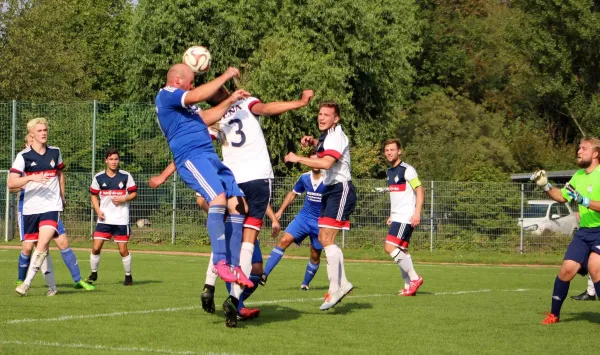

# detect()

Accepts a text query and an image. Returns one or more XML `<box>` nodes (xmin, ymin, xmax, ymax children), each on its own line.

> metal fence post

<box><xmin>90</xmin><ymin>101</ymin><xmax>97</xmax><ymax>237</ymax></box>
<box><xmin>430</xmin><ymin>180</ymin><xmax>434</xmax><ymax>252</ymax></box>
<box><xmin>171</xmin><ymin>171</ymin><xmax>177</xmax><ymax>244</ymax></box>
<box><xmin>4</xmin><ymin>100</ymin><xmax>17</xmax><ymax>242</ymax></box>
<box><xmin>520</xmin><ymin>183</ymin><xmax>524</xmax><ymax>254</ymax></box>
<box><xmin>342</xmin><ymin>229</ymin><xmax>346</xmax><ymax>249</ymax></box>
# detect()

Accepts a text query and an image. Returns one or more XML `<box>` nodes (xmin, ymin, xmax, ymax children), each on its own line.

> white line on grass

<box><xmin>0</xmin><ymin>340</ymin><xmax>239</xmax><ymax>355</ymax></box>
<box><xmin>5</xmin><ymin>288</ymin><xmax>530</xmax><ymax>325</ymax></box>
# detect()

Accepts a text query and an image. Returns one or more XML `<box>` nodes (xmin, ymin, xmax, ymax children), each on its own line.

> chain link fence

<box><xmin>1</xmin><ymin>101</ymin><xmax>577</xmax><ymax>252</ymax></box>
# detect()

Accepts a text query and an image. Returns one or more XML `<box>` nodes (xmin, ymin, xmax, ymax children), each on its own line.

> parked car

<box><xmin>519</xmin><ymin>200</ymin><xmax>578</xmax><ymax>235</ymax></box>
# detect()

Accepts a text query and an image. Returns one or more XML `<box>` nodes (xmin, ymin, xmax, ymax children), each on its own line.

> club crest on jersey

<box><xmin>394</xmin><ymin>175</ymin><xmax>399</xmax><ymax>183</ymax></box>
<box><xmin>49</xmin><ymin>159</ymin><xmax>55</xmax><ymax>168</ymax></box>
<box><xmin>588</xmin><ymin>185</ymin><xmax>593</xmax><ymax>193</ymax></box>
<box><xmin>118</xmin><ymin>181</ymin><xmax>124</xmax><ymax>189</ymax></box>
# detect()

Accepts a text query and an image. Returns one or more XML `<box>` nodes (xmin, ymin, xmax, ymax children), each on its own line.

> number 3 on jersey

<box><xmin>229</xmin><ymin>118</ymin><xmax>246</xmax><ymax>147</ymax></box>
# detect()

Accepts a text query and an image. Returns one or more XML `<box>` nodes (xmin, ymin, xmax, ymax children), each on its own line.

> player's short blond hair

<box><xmin>581</xmin><ymin>137</ymin><xmax>600</xmax><ymax>161</ymax></box>
<box><xmin>26</xmin><ymin>117</ymin><xmax>48</xmax><ymax>133</ymax></box>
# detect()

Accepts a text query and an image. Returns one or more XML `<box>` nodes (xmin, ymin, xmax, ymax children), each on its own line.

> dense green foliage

<box><xmin>2</xmin><ymin>0</ymin><xmax>599</xmax><ymax>179</ymax></box>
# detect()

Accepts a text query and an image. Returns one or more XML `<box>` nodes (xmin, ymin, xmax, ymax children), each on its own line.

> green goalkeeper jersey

<box><xmin>561</xmin><ymin>165</ymin><xmax>600</xmax><ymax>228</ymax></box>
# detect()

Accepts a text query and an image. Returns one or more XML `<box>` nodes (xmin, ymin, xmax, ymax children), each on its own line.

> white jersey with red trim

<box><xmin>10</xmin><ymin>146</ymin><xmax>64</xmax><ymax>215</ymax></box>
<box><xmin>387</xmin><ymin>161</ymin><xmax>418</xmax><ymax>224</ymax></box>
<box><xmin>316</xmin><ymin>125</ymin><xmax>352</xmax><ymax>185</ymax></box>
<box><xmin>218</xmin><ymin>97</ymin><xmax>274</xmax><ymax>184</ymax></box>
<box><xmin>90</xmin><ymin>170</ymin><xmax>137</xmax><ymax>225</ymax></box>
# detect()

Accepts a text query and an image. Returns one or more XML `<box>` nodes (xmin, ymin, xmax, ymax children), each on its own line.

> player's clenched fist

<box><xmin>224</xmin><ymin>67</ymin><xmax>240</xmax><ymax>79</ymax></box>
<box><xmin>300</xmin><ymin>136</ymin><xmax>316</xmax><ymax>147</ymax></box>
<box><xmin>301</xmin><ymin>90</ymin><xmax>314</xmax><ymax>105</ymax></box>
<box><xmin>284</xmin><ymin>152</ymin><xmax>300</xmax><ymax>163</ymax></box>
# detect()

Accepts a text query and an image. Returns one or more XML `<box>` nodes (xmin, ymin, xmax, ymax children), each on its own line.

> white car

<box><xmin>519</xmin><ymin>200</ymin><xmax>578</xmax><ymax>235</ymax></box>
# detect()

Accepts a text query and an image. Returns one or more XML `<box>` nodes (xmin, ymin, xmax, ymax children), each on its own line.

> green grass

<box><xmin>0</xmin><ymin>248</ymin><xmax>598</xmax><ymax>355</ymax></box>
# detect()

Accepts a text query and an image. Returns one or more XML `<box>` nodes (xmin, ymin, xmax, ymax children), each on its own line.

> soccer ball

<box><xmin>182</xmin><ymin>46</ymin><xmax>211</xmax><ymax>74</ymax></box>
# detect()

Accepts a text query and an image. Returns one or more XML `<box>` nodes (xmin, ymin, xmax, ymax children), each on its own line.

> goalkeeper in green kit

<box><xmin>532</xmin><ymin>137</ymin><xmax>600</xmax><ymax>324</ymax></box>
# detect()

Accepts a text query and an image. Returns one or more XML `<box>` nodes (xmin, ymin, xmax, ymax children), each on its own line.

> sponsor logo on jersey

<box><xmin>25</xmin><ymin>170</ymin><xmax>57</xmax><ymax>178</ymax></box>
<box><xmin>99</xmin><ymin>190</ymin><xmax>127</xmax><ymax>197</ymax></box>
<box><xmin>102</xmin><ymin>183</ymin><xmax>107</xmax><ymax>187</ymax></box>
<box><xmin>30</xmin><ymin>161</ymin><xmax>37</xmax><ymax>167</ymax></box>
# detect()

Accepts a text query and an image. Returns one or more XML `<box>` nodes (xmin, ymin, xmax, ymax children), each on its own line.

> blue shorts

<box><xmin>177</xmin><ymin>154</ymin><xmax>244</xmax><ymax>204</ymax></box>
<box><xmin>285</xmin><ymin>214</ymin><xmax>322</xmax><ymax>250</ymax></box>
<box><xmin>94</xmin><ymin>223</ymin><xmax>130</xmax><ymax>243</ymax></box>
<box><xmin>252</xmin><ymin>238</ymin><xmax>263</xmax><ymax>264</ymax></box>
<box><xmin>564</xmin><ymin>227</ymin><xmax>600</xmax><ymax>274</ymax></box>
<box><xmin>238</xmin><ymin>179</ymin><xmax>271</xmax><ymax>231</ymax></box>
<box><xmin>386</xmin><ymin>222</ymin><xmax>414</xmax><ymax>249</ymax></box>
<box><xmin>318</xmin><ymin>181</ymin><xmax>356</xmax><ymax>230</ymax></box>
<box><xmin>19</xmin><ymin>211</ymin><xmax>60</xmax><ymax>242</ymax></box>
<box><xmin>19</xmin><ymin>214</ymin><xmax>66</xmax><ymax>242</ymax></box>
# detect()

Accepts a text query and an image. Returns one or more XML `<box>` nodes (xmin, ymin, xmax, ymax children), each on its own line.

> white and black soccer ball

<box><xmin>182</xmin><ymin>46</ymin><xmax>211</xmax><ymax>74</ymax></box>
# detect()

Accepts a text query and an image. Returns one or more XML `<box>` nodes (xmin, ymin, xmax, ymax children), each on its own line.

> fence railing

<box><xmin>1</xmin><ymin>101</ymin><xmax>576</xmax><ymax>252</ymax></box>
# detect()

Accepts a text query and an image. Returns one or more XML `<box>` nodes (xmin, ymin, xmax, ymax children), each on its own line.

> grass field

<box><xmin>1</xmin><ymin>248</ymin><xmax>599</xmax><ymax>355</ymax></box>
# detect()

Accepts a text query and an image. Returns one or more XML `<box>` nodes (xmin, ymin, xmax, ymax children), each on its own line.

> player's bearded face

<box><xmin>106</xmin><ymin>154</ymin><xmax>120</xmax><ymax>171</ymax></box>
<box><xmin>576</xmin><ymin>142</ymin><xmax>594</xmax><ymax>168</ymax></box>
<box><xmin>318</xmin><ymin>107</ymin><xmax>338</xmax><ymax>131</ymax></box>
<box><xmin>384</xmin><ymin>144</ymin><xmax>400</xmax><ymax>163</ymax></box>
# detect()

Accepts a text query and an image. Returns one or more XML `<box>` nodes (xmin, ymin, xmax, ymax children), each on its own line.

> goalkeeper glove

<box><xmin>565</xmin><ymin>184</ymin><xmax>590</xmax><ymax>207</ymax></box>
<box><xmin>531</xmin><ymin>170</ymin><xmax>552</xmax><ymax>191</ymax></box>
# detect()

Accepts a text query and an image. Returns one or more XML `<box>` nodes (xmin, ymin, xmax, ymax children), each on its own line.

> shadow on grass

<box><xmin>205</xmin><ymin>305</ymin><xmax>302</xmax><ymax>327</ymax></box>
<box><xmin>327</xmin><ymin>301</ymin><xmax>373</xmax><ymax>315</ymax></box>
<box><xmin>564</xmin><ymin>312</ymin><xmax>600</xmax><ymax>325</ymax></box>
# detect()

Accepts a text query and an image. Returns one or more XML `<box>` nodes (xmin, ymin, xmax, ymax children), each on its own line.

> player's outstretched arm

<box><xmin>531</xmin><ymin>170</ymin><xmax>567</xmax><ymax>203</ymax></box>
<box><xmin>285</xmin><ymin>152</ymin><xmax>335</xmax><ymax>170</ymax></box>
<box><xmin>275</xmin><ymin>191</ymin><xmax>298</xmax><ymax>220</ymax></box>
<box><xmin>250</xmin><ymin>90</ymin><xmax>314</xmax><ymax>117</ymax></box>
<box><xmin>200</xmin><ymin>89</ymin><xmax>251</xmax><ymax>127</ymax></box>
<box><xmin>149</xmin><ymin>162</ymin><xmax>177</xmax><ymax>188</ymax></box>
<box><xmin>184</xmin><ymin>67</ymin><xmax>240</xmax><ymax>106</ymax></box>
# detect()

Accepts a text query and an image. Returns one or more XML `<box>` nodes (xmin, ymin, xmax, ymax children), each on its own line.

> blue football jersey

<box><xmin>293</xmin><ymin>172</ymin><xmax>325</xmax><ymax>218</ymax></box>
<box><xmin>155</xmin><ymin>86</ymin><xmax>215</xmax><ymax>163</ymax></box>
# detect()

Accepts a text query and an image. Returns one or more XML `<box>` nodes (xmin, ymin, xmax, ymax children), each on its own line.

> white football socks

<box><xmin>324</xmin><ymin>245</ymin><xmax>341</xmax><ymax>294</ymax></box>
<box><xmin>204</xmin><ymin>253</ymin><xmax>218</xmax><ymax>286</ymax></box>
<box><xmin>90</xmin><ymin>253</ymin><xmax>101</xmax><ymax>272</ymax></box>
<box><xmin>121</xmin><ymin>253</ymin><xmax>132</xmax><ymax>276</ymax></box>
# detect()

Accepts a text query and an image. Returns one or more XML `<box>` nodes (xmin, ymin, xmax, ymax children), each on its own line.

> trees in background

<box><xmin>1</xmin><ymin>0</ymin><xmax>599</xmax><ymax>180</ymax></box>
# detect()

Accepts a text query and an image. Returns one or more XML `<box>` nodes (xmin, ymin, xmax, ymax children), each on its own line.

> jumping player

<box><xmin>155</xmin><ymin>64</ymin><xmax>253</xmax><ymax>326</ymax></box>
<box><xmin>284</xmin><ymin>101</ymin><xmax>356</xmax><ymax>310</ymax></box>
<box><xmin>87</xmin><ymin>148</ymin><xmax>137</xmax><ymax>285</ymax></box>
<box><xmin>264</xmin><ymin>151</ymin><xmax>325</xmax><ymax>290</ymax></box>
<box><xmin>383</xmin><ymin>139</ymin><xmax>424</xmax><ymax>296</ymax></box>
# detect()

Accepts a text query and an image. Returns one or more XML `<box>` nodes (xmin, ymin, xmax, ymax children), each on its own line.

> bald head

<box><xmin>167</xmin><ymin>64</ymin><xmax>194</xmax><ymax>89</ymax></box>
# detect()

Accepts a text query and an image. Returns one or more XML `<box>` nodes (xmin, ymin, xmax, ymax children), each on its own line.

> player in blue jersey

<box><xmin>264</xmin><ymin>151</ymin><xmax>325</xmax><ymax>290</ymax></box>
<box><xmin>155</xmin><ymin>64</ymin><xmax>253</xmax><ymax>326</ymax></box>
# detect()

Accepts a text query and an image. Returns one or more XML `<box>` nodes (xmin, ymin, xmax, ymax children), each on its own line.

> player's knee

<box><xmin>21</xmin><ymin>242</ymin><xmax>34</xmax><ymax>255</ymax></box>
<box><xmin>383</xmin><ymin>243</ymin><xmax>396</xmax><ymax>254</ymax></box>
<box><xmin>278</xmin><ymin>234</ymin><xmax>294</xmax><ymax>249</ymax></box>
<box><xmin>251</xmin><ymin>262</ymin><xmax>263</xmax><ymax>274</ymax></box>
<box><xmin>229</xmin><ymin>196</ymin><xmax>247</xmax><ymax>215</ymax></box>
<box><xmin>54</xmin><ymin>235</ymin><xmax>69</xmax><ymax>249</ymax></box>
<box><xmin>558</xmin><ymin>261</ymin><xmax>579</xmax><ymax>281</ymax></box>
